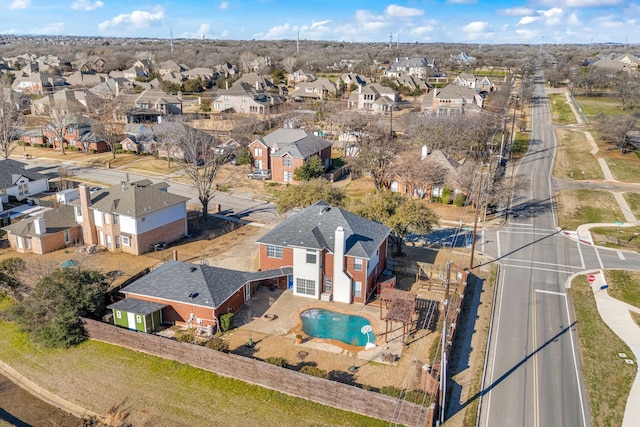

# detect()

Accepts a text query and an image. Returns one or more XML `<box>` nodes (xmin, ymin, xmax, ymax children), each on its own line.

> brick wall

<box><xmin>258</xmin><ymin>244</ymin><xmax>293</xmax><ymax>271</ymax></box>
<box><xmin>83</xmin><ymin>318</ymin><xmax>433</xmax><ymax>426</ymax></box>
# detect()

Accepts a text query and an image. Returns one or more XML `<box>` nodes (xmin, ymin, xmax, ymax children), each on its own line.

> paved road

<box><xmin>24</xmin><ymin>161</ymin><xmax>280</xmax><ymax>224</ymax></box>
<box><xmin>476</xmin><ymin>74</ymin><xmax>640</xmax><ymax>427</ymax></box>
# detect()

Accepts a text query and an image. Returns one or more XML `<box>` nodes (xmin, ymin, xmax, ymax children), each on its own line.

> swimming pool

<box><xmin>300</xmin><ymin>308</ymin><xmax>376</xmax><ymax>347</ymax></box>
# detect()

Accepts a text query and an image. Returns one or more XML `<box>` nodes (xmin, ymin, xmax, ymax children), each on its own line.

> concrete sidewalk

<box><xmin>585</xmin><ymin>271</ymin><xmax>640</xmax><ymax>427</ymax></box>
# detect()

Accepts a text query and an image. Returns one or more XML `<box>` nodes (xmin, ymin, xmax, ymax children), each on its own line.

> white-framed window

<box><xmin>283</xmin><ymin>171</ymin><xmax>293</xmax><ymax>182</ymax></box>
<box><xmin>306</xmin><ymin>250</ymin><xmax>316</xmax><ymax>264</ymax></box>
<box><xmin>354</xmin><ymin>281</ymin><xmax>362</xmax><ymax>298</ymax></box>
<box><xmin>75</xmin><ymin>205</ymin><xmax>82</xmax><ymax>218</ymax></box>
<box><xmin>24</xmin><ymin>237</ymin><xmax>31</xmax><ymax>249</ymax></box>
<box><xmin>116</xmin><ymin>311</ymin><xmax>121</xmax><ymax>319</ymax></box>
<box><xmin>115</xmin><ymin>236</ymin><xmax>121</xmax><ymax>249</ymax></box>
<box><xmin>225</xmin><ymin>103</ymin><xmax>230</xmax><ymax>109</ymax></box>
<box><xmin>283</xmin><ymin>157</ymin><xmax>292</xmax><ymax>167</ymax></box>
<box><xmin>122</xmin><ymin>235</ymin><xmax>130</xmax><ymax>246</ymax></box>
<box><xmin>64</xmin><ymin>229</ymin><xmax>70</xmax><ymax>243</ymax></box>
<box><xmin>106</xmin><ymin>235</ymin><xmax>112</xmax><ymax>248</ymax></box>
<box><xmin>18</xmin><ymin>182</ymin><xmax>28</xmax><ymax>196</ymax></box>
<box><xmin>296</xmin><ymin>278</ymin><xmax>315</xmax><ymax>296</ymax></box>
<box><xmin>254</xmin><ymin>147</ymin><xmax>262</xmax><ymax>157</ymax></box>
<box><xmin>113</xmin><ymin>214</ymin><xmax>119</xmax><ymax>225</ymax></box>
<box><xmin>104</xmin><ymin>213</ymin><xmax>110</xmax><ymax>224</ymax></box>
<box><xmin>324</xmin><ymin>276</ymin><xmax>332</xmax><ymax>293</ymax></box>
<box><xmin>267</xmin><ymin>245</ymin><xmax>282</xmax><ymax>259</ymax></box>
<box><xmin>214</xmin><ymin>103</ymin><xmax>221</xmax><ymax>109</ymax></box>
<box><xmin>354</xmin><ymin>258</ymin><xmax>363</xmax><ymax>271</ymax></box>
<box><xmin>16</xmin><ymin>237</ymin><xmax>23</xmax><ymax>249</ymax></box>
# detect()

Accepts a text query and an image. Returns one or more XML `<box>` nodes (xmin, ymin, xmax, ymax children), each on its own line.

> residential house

<box><xmin>0</xmin><ymin>159</ymin><xmax>49</xmax><ymax>204</ymax></box>
<box><xmin>30</xmin><ymin>88</ymin><xmax>96</xmax><ymax>116</ymax></box>
<box><xmin>65</xmin><ymin>71</ymin><xmax>107</xmax><ymax>88</ymax></box>
<box><xmin>449</xmin><ymin>52</ymin><xmax>476</xmax><ymax>67</ymax></box>
<box><xmin>134</xmin><ymin>89</ymin><xmax>183</xmax><ymax>115</ymax></box>
<box><xmin>133</xmin><ymin>59</ymin><xmax>153</xmax><ymax>74</ymax></box>
<box><xmin>120</xmin><ymin>125</ymin><xmax>158</xmax><ymax>154</ymax></box>
<box><xmin>287</xmin><ymin>70</ymin><xmax>316</xmax><ymax>86</ymax></box>
<box><xmin>40</xmin><ymin>118</ymin><xmax>110</xmax><ymax>153</ymax></box>
<box><xmin>214</xmin><ymin>62</ymin><xmax>239</xmax><ymax>79</ymax></box>
<box><xmin>2</xmin><ymin>205</ymin><xmax>82</xmax><ymax>255</ymax></box>
<box><xmin>385</xmin><ymin>57</ymin><xmax>437</xmax><ymax>79</ymax></box>
<box><xmin>12</xmin><ymin>72</ymin><xmax>66</xmax><ymax>95</ymax></box>
<box><xmin>109</xmin><ymin>260</ymin><xmax>292</xmax><ymax>331</ymax></box>
<box><xmin>234</xmin><ymin>73</ymin><xmax>275</xmax><ymax>91</ymax></box>
<box><xmin>291</xmin><ymin>77</ymin><xmax>338</xmax><ymax>100</ymax></box>
<box><xmin>248</xmin><ymin>128</ymin><xmax>332</xmax><ymax>183</ymax></box>
<box><xmin>256</xmin><ymin>201</ymin><xmax>391</xmax><ymax>304</ymax></box>
<box><xmin>71</xmin><ymin>181</ymin><xmax>189</xmax><ymax>255</ymax></box>
<box><xmin>347</xmin><ymin>83</ymin><xmax>398</xmax><ymax>113</ymax></box>
<box><xmin>452</xmin><ymin>73</ymin><xmax>494</xmax><ymax>94</ymax></box>
<box><xmin>337</xmin><ymin>73</ymin><xmax>368</xmax><ymax>91</ymax></box>
<box><xmin>122</xmin><ymin>66</ymin><xmax>147</xmax><ymax>81</ymax></box>
<box><xmin>158</xmin><ymin>60</ymin><xmax>188</xmax><ymax>75</ymax></box>
<box><xmin>73</xmin><ymin>55</ymin><xmax>107</xmax><ymax>73</ymax></box>
<box><xmin>183</xmin><ymin>67</ymin><xmax>217</xmax><ymax>85</ymax></box>
<box><xmin>212</xmin><ymin>81</ymin><xmax>282</xmax><ymax>116</ymax></box>
<box><xmin>394</xmin><ymin>75</ymin><xmax>429</xmax><ymax>91</ymax></box>
<box><xmin>422</xmin><ymin>84</ymin><xmax>483</xmax><ymax>117</ymax></box>
<box><xmin>387</xmin><ymin>148</ymin><xmax>463</xmax><ymax>199</ymax></box>
<box><xmin>592</xmin><ymin>54</ymin><xmax>640</xmax><ymax>73</ymax></box>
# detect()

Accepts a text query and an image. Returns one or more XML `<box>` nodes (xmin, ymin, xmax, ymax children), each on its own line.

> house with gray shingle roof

<box><xmin>347</xmin><ymin>83</ymin><xmax>398</xmax><ymax>113</ymax></box>
<box><xmin>112</xmin><ymin>260</ymin><xmax>292</xmax><ymax>331</ymax></box>
<box><xmin>2</xmin><ymin>205</ymin><xmax>82</xmax><ymax>255</ymax></box>
<box><xmin>422</xmin><ymin>84</ymin><xmax>483</xmax><ymax>117</ymax></box>
<box><xmin>248</xmin><ymin>128</ymin><xmax>333</xmax><ymax>183</ymax></box>
<box><xmin>291</xmin><ymin>77</ymin><xmax>337</xmax><ymax>100</ymax></box>
<box><xmin>70</xmin><ymin>181</ymin><xmax>189</xmax><ymax>255</ymax></box>
<box><xmin>0</xmin><ymin>159</ymin><xmax>49</xmax><ymax>204</ymax></box>
<box><xmin>256</xmin><ymin>201</ymin><xmax>390</xmax><ymax>304</ymax></box>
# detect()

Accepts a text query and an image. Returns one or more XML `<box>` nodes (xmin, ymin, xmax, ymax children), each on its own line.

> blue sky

<box><xmin>1</xmin><ymin>0</ymin><xmax>638</xmax><ymax>44</ymax></box>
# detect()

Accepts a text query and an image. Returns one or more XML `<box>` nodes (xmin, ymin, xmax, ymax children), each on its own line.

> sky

<box><xmin>1</xmin><ymin>0</ymin><xmax>639</xmax><ymax>45</ymax></box>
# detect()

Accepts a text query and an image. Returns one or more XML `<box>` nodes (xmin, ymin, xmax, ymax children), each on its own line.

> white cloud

<box><xmin>463</xmin><ymin>21</ymin><xmax>489</xmax><ymax>33</ymax></box>
<box><xmin>567</xmin><ymin>12</ymin><xmax>580</xmax><ymax>26</ymax></box>
<box><xmin>515</xmin><ymin>28</ymin><xmax>538</xmax><ymax>39</ymax></box>
<box><xmin>355</xmin><ymin>9</ymin><xmax>390</xmax><ymax>31</ymax></box>
<box><xmin>540</xmin><ymin>7</ymin><xmax>563</xmax><ymax>26</ymax></box>
<box><xmin>31</xmin><ymin>22</ymin><xmax>65</xmax><ymax>35</ymax></box>
<box><xmin>98</xmin><ymin>8</ymin><xmax>164</xmax><ymax>33</ymax></box>
<box><xmin>539</xmin><ymin>0</ymin><xmax>621</xmax><ymax>6</ymax></box>
<box><xmin>182</xmin><ymin>23</ymin><xmax>211</xmax><ymax>39</ymax></box>
<box><xmin>308</xmin><ymin>20</ymin><xmax>331</xmax><ymax>30</ymax></box>
<box><xmin>9</xmin><ymin>0</ymin><xmax>29</xmax><ymax>10</ymax></box>
<box><xmin>501</xmin><ymin>7</ymin><xmax>535</xmax><ymax>16</ymax></box>
<box><xmin>71</xmin><ymin>0</ymin><xmax>104</xmax><ymax>11</ymax></box>
<box><xmin>595</xmin><ymin>16</ymin><xmax>623</xmax><ymax>28</ymax></box>
<box><xmin>385</xmin><ymin>5</ymin><xmax>423</xmax><ymax>18</ymax></box>
<box><xmin>518</xmin><ymin>16</ymin><xmax>540</xmax><ymax>25</ymax></box>
<box><xmin>219</xmin><ymin>1</ymin><xmax>229</xmax><ymax>10</ymax></box>
<box><xmin>254</xmin><ymin>23</ymin><xmax>293</xmax><ymax>39</ymax></box>
<box><xmin>411</xmin><ymin>25</ymin><xmax>434</xmax><ymax>36</ymax></box>
<box><xmin>220</xmin><ymin>30</ymin><xmax>229</xmax><ymax>37</ymax></box>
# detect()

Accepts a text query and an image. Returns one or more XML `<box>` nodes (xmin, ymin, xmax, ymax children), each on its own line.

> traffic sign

<box><xmin>587</xmin><ymin>274</ymin><xmax>596</xmax><ymax>283</ymax></box>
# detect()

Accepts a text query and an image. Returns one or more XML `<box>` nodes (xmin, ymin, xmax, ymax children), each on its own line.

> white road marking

<box><xmin>618</xmin><ymin>251</ymin><xmax>626</xmax><ymax>261</ymax></box>
<box><xmin>577</xmin><ymin>240</ymin><xmax>585</xmax><ymax>269</ymax></box>
<box><xmin>594</xmin><ymin>246</ymin><xmax>604</xmax><ymax>270</ymax></box>
<box><xmin>497</xmin><ymin>231</ymin><xmax>502</xmax><ymax>259</ymax></box>
<box><xmin>507</xmin><ymin>258</ymin><xmax>581</xmax><ymax>270</ymax></box>
<box><xmin>484</xmin><ymin>268</ymin><xmax>507</xmax><ymax>427</ymax></box>
<box><xmin>532</xmin><ymin>292</ymin><xmax>540</xmax><ymax>427</ymax></box>
<box><xmin>502</xmin><ymin>264</ymin><xmax>576</xmax><ymax>275</ymax></box>
<box><xmin>535</xmin><ymin>289</ymin><xmax>565</xmax><ymax>296</ymax></box>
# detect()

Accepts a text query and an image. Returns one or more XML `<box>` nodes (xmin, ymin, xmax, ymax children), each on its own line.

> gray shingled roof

<box><xmin>259</xmin><ymin>128</ymin><xmax>332</xmax><ymax>159</ymax></box>
<box><xmin>120</xmin><ymin>261</ymin><xmax>291</xmax><ymax>309</ymax></box>
<box><xmin>2</xmin><ymin>205</ymin><xmax>79</xmax><ymax>237</ymax></box>
<box><xmin>0</xmin><ymin>159</ymin><xmax>48</xmax><ymax>189</ymax></box>
<box><xmin>107</xmin><ymin>298</ymin><xmax>166</xmax><ymax>315</ymax></box>
<box><xmin>81</xmin><ymin>180</ymin><xmax>189</xmax><ymax>217</ymax></box>
<box><xmin>256</xmin><ymin>201</ymin><xmax>390</xmax><ymax>259</ymax></box>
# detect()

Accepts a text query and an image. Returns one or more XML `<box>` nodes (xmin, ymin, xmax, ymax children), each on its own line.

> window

<box><xmin>136</xmin><ymin>315</ymin><xmax>142</xmax><ymax>323</ymax></box>
<box><xmin>283</xmin><ymin>157</ymin><xmax>292</xmax><ymax>167</ymax></box>
<box><xmin>354</xmin><ymin>281</ymin><xmax>362</xmax><ymax>298</ymax></box>
<box><xmin>113</xmin><ymin>214</ymin><xmax>119</xmax><ymax>225</ymax></box>
<box><xmin>104</xmin><ymin>213</ymin><xmax>110</xmax><ymax>224</ymax></box>
<box><xmin>75</xmin><ymin>205</ymin><xmax>82</xmax><ymax>218</ymax></box>
<box><xmin>106</xmin><ymin>235</ymin><xmax>112</xmax><ymax>248</ymax></box>
<box><xmin>267</xmin><ymin>245</ymin><xmax>282</xmax><ymax>259</ymax></box>
<box><xmin>296</xmin><ymin>278</ymin><xmax>315</xmax><ymax>296</ymax></box>
<box><xmin>283</xmin><ymin>171</ymin><xmax>293</xmax><ymax>182</ymax></box>
<box><xmin>324</xmin><ymin>276</ymin><xmax>332</xmax><ymax>293</ymax></box>
<box><xmin>214</xmin><ymin>103</ymin><xmax>221</xmax><ymax>109</ymax></box>
<box><xmin>115</xmin><ymin>236</ymin><xmax>121</xmax><ymax>249</ymax></box>
<box><xmin>306</xmin><ymin>250</ymin><xmax>316</xmax><ymax>264</ymax></box>
<box><xmin>254</xmin><ymin>147</ymin><xmax>263</xmax><ymax>157</ymax></box>
<box><xmin>225</xmin><ymin>104</ymin><xmax>230</xmax><ymax>110</ymax></box>
<box><xmin>354</xmin><ymin>258</ymin><xmax>363</xmax><ymax>271</ymax></box>
<box><xmin>64</xmin><ymin>229</ymin><xmax>70</xmax><ymax>243</ymax></box>
<box><xmin>18</xmin><ymin>182</ymin><xmax>28</xmax><ymax>196</ymax></box>
<box><xmin>116</xmin><ymin>311</ymin><xmax>121</xmax><ymax>319</ymax></box>
<box><xmin>24</xmin><ymin>237</ymin><xmax>31</xmax><ymax>249</ymax></box>
<box><xmin>122</xmin><ymin>235</ymin><xmax>130</xmax><ymax>246</ymax></box>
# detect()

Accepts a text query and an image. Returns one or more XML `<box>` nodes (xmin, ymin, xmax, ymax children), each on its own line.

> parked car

<box><xmin>247</xmin><ymin>170</ymin><xmax>272</xmax><ymax>180</ymax></box>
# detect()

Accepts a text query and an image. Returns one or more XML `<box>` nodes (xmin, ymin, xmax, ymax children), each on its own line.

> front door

<box><xmin>127</xmin><ymin>312</ymin><xmax>136</xmax><ymax>331</ymax></box>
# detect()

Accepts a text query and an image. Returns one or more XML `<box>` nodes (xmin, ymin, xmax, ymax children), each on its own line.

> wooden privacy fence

<box><xmin>82</xmin><ymin>319</ymin><xmax>434</xmax><ymax>427</ymax></box>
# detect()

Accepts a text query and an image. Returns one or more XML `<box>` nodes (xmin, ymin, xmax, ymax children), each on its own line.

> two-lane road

<box><xmin>477</xmin><ymin>74</ymin><xmax>640</xmax><ymax>427</ymax></box>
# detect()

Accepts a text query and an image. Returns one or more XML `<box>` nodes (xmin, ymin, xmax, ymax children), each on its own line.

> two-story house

<box><xmin>452</xmin><ymin>73</ymin><xmax>495</xmax><ymax>94</ymax></box>
<box><xmin>248</xmin><ymin>128</ymin><xmax>332</xmax><ymax>183</ymax></box>
<box><xmin>134</xmin><ymin>89</ymin><xmax>183</xmax><ymax>116</ymax></box>
<box><xmin>347</xmin><ymin>83</ymin><xmax>398</xmax><ymax>113</ymax></box>
<box><xmin>0</xmin><ymin>159</ymin><xmax>49</xmax><ymax>204</ymax></box>
<box><xmin>256</xmin><ymin>201</ymin><xmax>390</xmax><ymax>304</ymax></box>
<box><xmin>212</xmin><ymin>81</ymin><xmax>283</xmax><ymax>116</ymax></box>
<box><xmin>291</xmin><ymin>78</ymin><xmax>338</xmax><ymax>101</ymax></box>
<box><xmin>422</xmin><ymin>84</ymin><xmax>483</xmax><ymax>117</ymax></box>
<box><xmin>385</xmin><ymin>57</ymin><xmax>437</xmax><ymax>79</ymax></box>
<box><xmin>71</xmin><ymin>181</ymin><xmax>189</xmax><ymax>255</ymax></box>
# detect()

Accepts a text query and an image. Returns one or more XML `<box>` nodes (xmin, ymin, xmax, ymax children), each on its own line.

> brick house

<box><xmin>347</xmin><ymin>83</ymin><xmax>398</xmax><ymax>113</ymax></box>
<box><xmin>248</xmin><ymin>128</ymin><xmax>332</xmax><ymax>183</ymax></box>
<box><xmin>41</xmin><ymin>121</ymin><xmax>110</xmax><ymax>153</ymax></box>
<box><xmin>112</xmin><ymin>260</ymin><xmax>292</xmax><ymax>330</ymax></box>
<box><xmin>71</xmin><ymin>181</ymin><xmax>189</xmax><ymax>255</ymax></box>
<box><xmin>422</xmin><ymin>84</ymin><xmax>484</xmax><ymax>117</ymax></box>
<box><xmin>2</xmin><ymin>205</ymin><xmax>82</xmax><ymax>254</ymax></box>
<box><xmin>256</xmin><ymin>201</ymin><xmax>391</xmax><ymax>304</ymax></box>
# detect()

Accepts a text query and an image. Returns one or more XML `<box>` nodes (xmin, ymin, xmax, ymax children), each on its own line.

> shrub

<box><xmin>300</xmin><ymin>365</ymin><xmax>328</xmax><ymax>379</ymax></box>
<box><xmin>89</xmin><ymin>149</ymin><xmax>96</xmax><ymax>154</ymax></box>
<box><xmin>442</xmin><ymin>188</ymin><xmax>453</xmax><ymax>204</ymax></box>
<box><xmin>175</xmin><ymin>328</ymin><xmax>196</xmax><ymax>343</ymax></box>
<box><xmin>380</xmin><ymin>386</ymin><xmax>428</xmax><ymax>404</ymax></box>
<box><xmin>264</xmin><ymin>357</ymin><xmax>288</xmax><ymax>368</ymax></box>
<box><xmin>453</xmin><ymin>193</ymin><xmax>466</xmax><ymax>207</ymax></box>
<box><xmin>204</xmin><ymin>337</ymin><xmax>229</xmax><ymax>353</ymax></box>
<box><xmin>219</xmin><ymin>313</ymin><xmax>234</xmax><ymax>332</ymax></box>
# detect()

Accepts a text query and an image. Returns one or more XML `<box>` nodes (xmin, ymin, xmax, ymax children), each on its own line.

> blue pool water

<box><xmin>300</xmin><ymin>308</ymin><xmax>375</xmax><ymax>347</ymax></box>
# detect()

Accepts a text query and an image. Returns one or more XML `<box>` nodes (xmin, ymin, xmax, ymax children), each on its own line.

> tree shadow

<box><xmin>0</xmin><ymin>408</ymin><xmax>31</xmax><ymax>427</ymax></box>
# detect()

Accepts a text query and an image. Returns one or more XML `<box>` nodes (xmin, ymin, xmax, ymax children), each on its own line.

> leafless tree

<box><xmin>0</xmin><ymin>86</ymin><xmax>25</xmax><ymax>159</ymax></box>
<box><xmin>56</xmin><ymin>165</ymin><xmax>76</xmax><ymax>191</ymax></box>
<box><xmin>282</xmin><ymin>56</ymin><xmax>297</xmax><ymax>75</ymax></box>
<box><xmin>351</xmin><ymin>125</ymin><xmax>404</xmax><ymax>190</ymax></box>
<box><xmin>87</xmin><ymin>92</ymin><xmax>131</xmax><ymax>159</ymax></box>
<box><xmin>47</xmin><ymin>107</ymin><xmax>81</xmax><ymax>156</ymax></box>
<box><xmin>594</xmin><ymin>113</ymin><xmax>639</xmax><ymax>153</ymax></box>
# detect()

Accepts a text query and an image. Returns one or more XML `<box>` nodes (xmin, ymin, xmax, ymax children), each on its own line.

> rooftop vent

<box><xmin>190</xmin><ymin>267</ymin><xmax>197</xmax><ymax>273</ymax></box>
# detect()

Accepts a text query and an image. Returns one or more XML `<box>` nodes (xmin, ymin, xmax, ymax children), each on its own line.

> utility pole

<box><xmin>469</xmin><ymin>163</ymin><xmax>486</xmax><ymax>269</ymax></box>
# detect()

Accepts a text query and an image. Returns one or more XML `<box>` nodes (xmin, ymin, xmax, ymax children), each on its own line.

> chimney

<box><xmin>332</xmin><ymin>226</ymin><xmax>352</xmax><ymax>304</ymax></box>
<box><xmin>225</xmin><ymin>80</ymin><xmax>229</xmax><ymax>90</ymax></box>
<box><xmin>78</xmin><ymin>184</ymin><xmax>97</xmax><ymax>245</ymax></box>
<box><xmin>115</xmin><ymin>81</ymin><xmax>119</xmax><ymax>96</ymax></box>
<box><xmin>358</xmin><ymin>84</ymin><xmax>362</xmax><ymax>94</ymax></box>
<box><xmin>172</xmin><ymin>250</ymin><xmax>178</xmax><ymax>261</ymax></box>
<box><xmin>256</xmin><ymin>80</ymin><xmax>260</xmax><ymax>90</ymax></box>
<box><xmin>33</xmin><ymin>217</ymin><xmax>46</xmax><ymax>234</ymax></box>
<box><xmin>421</xmin><ymin>145</ymin><xmax>429</xmax><ymax>160</ymax></box>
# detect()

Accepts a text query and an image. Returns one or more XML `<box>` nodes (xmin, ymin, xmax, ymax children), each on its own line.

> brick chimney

<box><xmin>78</xmin><ymin>184</ymin><xmax>97</xmax><ymax>245</ymax></box>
